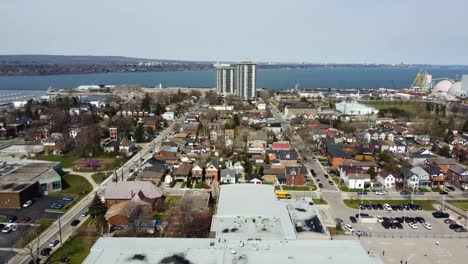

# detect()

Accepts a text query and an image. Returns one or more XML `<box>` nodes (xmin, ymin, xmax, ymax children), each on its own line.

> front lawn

<box><xmin>328</xmin><ymin>226</ymin><xmax>345</xmax><ymax>235</ymax></box>
<box><xmin>448</xmin><ymin>200</ymin><xmax>468</xmax><ymax>211</ymax></box>
<box><xmin>339</xmin><ymin>186</ymin><xmax>370</xmax><ymax>192</ymax></box>
<box><xmin>343</xmin><ymin>199</ymin><xmax>436</xmax><ymax>211</ymax></box>
<box><xmin>282</xmin><ymin>185</ymin><xmax>310</xmax><ymax>191</ymax></box>
<box><xmin>30</xmin><ymin>152</ymin><xmax>80</xmax><ymax>168</ymax></box>
<box><xmin>53</xmin><ymin>174</ymin><xmax>93</xmax><ymax>197</ymax></box>
<box><xmin>91</xmin><ymin>172</ymin><xmax>112</xmax><ymax>184</ymax></box>
<box><xmin>46</xmin><ymin>218</ymin><xmax>99</xmax><ymax>264</ymax></box>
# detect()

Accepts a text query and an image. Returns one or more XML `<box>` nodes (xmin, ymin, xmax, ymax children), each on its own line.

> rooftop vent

<box><xmin>131</xmin><ymin>254</ymin><xmax>146</xmax><ymax>261</ymax></box>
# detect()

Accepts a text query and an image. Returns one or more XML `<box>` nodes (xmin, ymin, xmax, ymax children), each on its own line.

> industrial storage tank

<box><xmin>432</xmin><ymin>80</ymin><xmax>453</xmax><ymax>93</ymax></box>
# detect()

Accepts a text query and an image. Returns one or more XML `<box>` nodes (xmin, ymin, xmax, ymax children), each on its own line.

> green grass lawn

<box><xmin>362</xmin><ymin>100</ymin><xmax>422</xmax><ymax>115</ymax></box>
<box><xmin>313</xmin><ymin>198</ymin><xmax>328</xmax><ymax>205</ymax></box>
<box><xmin>448</xmin><ymin>200</ymin><xmax>468</xmax><ymax>211</ymax></box>
<box><xmin>343</xmin><ymin>199</ymin><xmax>436</xmax><ymax>211</ymax></box>
<box><xmin>0</xmin><ymin>215</ymin><xmax>5</xmax><ymax>222</ymax></box>
<box><xmin>46</xmin><ymin>218</ymin><xmax>98</xmax><ymax>264</ymax></box>
<box><xmin>53</xmin><ymin>174</ymin><xmax>93</xmax><ymax>197</ymax></box>
<box><xmin>339</xmin><ymin>186</ymin><xmax>370</xmax><ymax>192</ymax></box>
<box><xmin>307</xmin><ymin>181</ymin><xmax>317</xmax><ymax>191</ymax></box>
<box><xmin>91</xmin><ymin>172</ymin><xmax>112</xmax><ymax>184</ymax></box>
<box><xmin>282</xmin><ymin>185</ymin><xmax>310</xmax><ymax>191</ymax></box>
<box><xmin>431</xmin><ymin>187</ymin><xmax>443</xmax><ymax>192</ymax></box>
<box><xmin>31</xmin><ymin>152</ymin><xmax>80</xmax><ymax>168</ymax></box>
<box><xmin>16</xmin><ymin>218</ymin><xmax>55</xmax><ymax>248</ymax></box>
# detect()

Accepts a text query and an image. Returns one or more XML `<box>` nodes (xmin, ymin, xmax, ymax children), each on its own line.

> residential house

<box><xmin>248</xmin><ymin>174</ymin><xmax>263</xmax><ymax>184</ymax></box>
<box><xmin>119</xmin><ymin>138</ymin><xmax>135</xmax><ymax>156</ymax></box>
<box><xmin>69</xmin><ymin>128</ymin><xmax>81</xmax><ymax>139</ymax></box>
<box><xmin>266</xmin><ymin>122</ymin><xmax>282</xmax><ymax>135</ymax></box>
<box><xmin>409</xmin><ymin>148</ymin><xmax>435</xmax><ymax>166</ymax></box>
<box><xmin>427</xmin><ymin>157</ymin><xmax>457</xmax><ymax>173</ymax></box>
<box><xmin>346</xmin><ymin>173</ymin><xmax>371</xmax><ymax>189</ymax></box>
<box><xmin>408</xmin><ymin>166</ymin><xmax>430</xmax><ymax>188</ymax></box>
<box><xmin>42</xmin><ymin>138</ymin><xmax>69</xmax><ymax>155</ymax></box>
<box><xmin>220</xmin><ymin>169</ymin><xmax>239</xmax><ymax>184</ymax></box>
<box><xmin>103</xmin><ymin>181</ymin><xmax>163</xmax><ymax>208</ymax></box>
<box><xmin>377</xmin><ymin>170</ymin><xmax>396</xmax><ymax>189</ymax></box>
<box><xmin>205</xmin><ymin>161</ymin><xmax>219</xmax><ymax>182</ymax></box>
<box><xmin>415</xmin><ymin>135</ymin><xmax>431</xmax><ymax>145</ymax></box>
<box><xmin>162</xmin><ymin>112</ymin><xmax>175</xmax><ymax>121</ymax></box>
<box><xmin>285</xmin><ymin>166</ymin><xmax>307</xmax><ymax>186</ymax></box>
<box><xmin>277</xmin><ymin>150</ymin><xmax>299</xmax><ymax>166</ymax></box>
<box><xmin>427</xmin><ymin>165</ymin><xmax>445</xmax><ymax>188</ymax></box>
<box><xmin>137</xmin><ymin>159</ymin><xmax>168</xmax><ymax>184</ymax></box>
<box><xmin>109</xmin><ymin>127</ymin><xmax>118</xmax><ymax>140</ymax></box>
<box><xmin>263</xmin><ymin>167</ymin><xmax>285</xmax><ymax>185</ymax></box>
<box><xmin>325</xmin><ymin>143</ymin><xmax>353</xmax><ymax>167</ymax></box>
<box><xmin>173</xmin><ymin>163</ymin><xmax>192</xmax><ymax>181</ymax></box>
<box><xmin>247</xmin><ymin>131</ymin><xmax>268</xmax><ymax>154</ymax></box>
<box><xmin>446</xmin><ymin>166</ymin><xmax>468</xmax><ymax>191</ymax></box>
<box><xmin>103</xmin><ymin>139</ymin><xmax>119</xmax><ymax>153</ymax></box>
<box><xmin>272</xmin><ymin>141</ymin><xmax>290</xmax><ymax>151</ymax></box>
<box><xmin>191</xmin><ymin>164</ymin><xmax>203</xmax><ymax>180</ymax></box>
<box><xmin>154</xmin><ymin>150</ymin><xmax>176</xmax><ymax>163</ymax></box>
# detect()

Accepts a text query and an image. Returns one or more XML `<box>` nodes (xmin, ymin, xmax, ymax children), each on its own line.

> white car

<box><xmin>1</xmin><ymin>224</ymin><xmax>14</xmax><ymax>233</ymax></box>
<box><xmin>376</xmin><ymin>216</ymin><xmax>384</xmax><ymax>223</ymax></box>
<box><xmin>23</xmin><ymin>200</ymin><xmax>33</xmax><ymax>208</ymax></box>
<box><xmin>344</xmin><ymin>224</ymin><xmax>354</xmax><ymax>233</ymax></box>
<box><xmin>408</xmin><ymin>222</ymin><xmax>418</xmax><ymax>229</ymax></box>
<box><xmin>49</xmin><ymin>239</ymin><xmax>60</xmax><ymax>247</ymax></box>
<box><xmin>422</xmin><ymin>222</ymin><xmax>432</xmax><ymax>230</ymax></box>
<box><xmin>383</xmin><ymin>203</ymin><xmax>393</xmax><ymax>211</ymax></box>
<box><xmin>375</xmin><ymin>191</ymin><xmax>385</xmax><ymax>195</ymax></box>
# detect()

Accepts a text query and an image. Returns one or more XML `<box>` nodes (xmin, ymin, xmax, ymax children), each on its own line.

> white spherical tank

<box><xmin>448</xmin><ymin>82</ymin><xmax>462</xmax><ymax>94</ymax></box>
<box><xmin>433</xmin><ymin>80</ymin><xmax>453</xmax><ymax>93</ymax></box>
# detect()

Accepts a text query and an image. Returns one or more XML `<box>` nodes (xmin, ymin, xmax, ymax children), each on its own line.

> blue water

<box><xmin>0</xmin><ymin>67</ymin><xmax>466</xmax><ymax>91</ymax></box>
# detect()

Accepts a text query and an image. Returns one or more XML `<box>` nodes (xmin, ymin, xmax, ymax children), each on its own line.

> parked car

<box><xmin>318</xmin><ymin>183</ymin><xmax>323</xmax><ymax>188</ymax></box>
<box><xmin>381</xmin><ymin>222</ymin><xmax>390</xmax><ymax>229</ymax></box>
<box><xmin>23</xmin><ymin>200</ymin><xmax>33</xmax><ymax>208</ymax></box>
<box><xmin>454</xmin><ymin>227</ymin><xmax>466</xmax><ymax>232</ymax></box>
<box><xmin>422</xmin><ymin>222</ymin><xmax>432</xmax><ymax>230</ymax></box>
<box><xmin>344</xmin><ymin>224</ymin><xmax>354</xmax><ymax>232</ymax></box>
<box><xmin>400</xmin><ymin>190</ymin><xmax>411</xmax><ymax>195</ymax></box>
<box><xmin>365</xmin><ymin>204</ymin><xmax>372</xmax><ymax>210</ymax></box>
<box><xmin>350</xmin><ymin>216</ymin><xmax>357</xmax><ymax>223</ymax></box>
<box><xmin>375</xmin><ymin>190</ymin><xmax>385</xmax><ymax>195</ymax></box>
<box><xmin>415</xmin><ymin>217</ymin><xmax>425</xmax><ymax>223</ymax></box>
<box><xmin>396</xmin><ymin>223</ymin><xmax>403</xmax><ymax>229</ymax></box>
<box><xmin>357</xmin><ymin>191</ymin><xmax>368</xmax><ymax>195</ymax></box>
<box><xmin>432</xmin><ymin>211</ymin><xmax>449</xmax><ymax>218</ymax></box>
<box><xmin>335</xmin><ymin>218</ymin><xmax>343</xmax><ymax>224</ymax></box>
<box><xmin>328</xmin><ymin>180</ymin><xmax>334</xmax><ymax>185</ymax></box>
<box><xmin>446</xmin><ymin>186</ymin><xmax>455</xmax><ymax>191</ymax></box>
<box><xmin>414</xmin><ymin>191</ymin><xmax>425</xmax><ymax>195</ymax></box>
<box><xmin>449</xmin><ymin>223</ymin><xmax>463</xmax><ymax>230</ymax></box>
<box><xmin>6</xmin><ymin>216</ymin><xmax>17</xmax><ymax>223</ymax></box>
<box><xmin>40</xmin><ymin>248</ymin><xmax>52</xmax><ymax>257</ymax></box>
<box><xmin>1</xmin><ymin>224</ymin><xmax>14</xmax><ymax>233</ymax></box>
<box><xmin>49</xmin><ymin>239</ymin><xmax>60</xmax><ymax>247</ymax></box>
<box><xmin>62</xmin><ymin>197</ymin><xmax>74</xmax><ymax>202</ymax></box>
<box><xmin>444</xmin><ymin>219</ymin><xmax>455</xmax><ymax>224</ymax></box>
<box><xmin>371</xmin><ymin>204</ymin><xmax>379</xmax><ymax>210</ymax></box>
<box><xmin>324</xmin><ymin>174</ymin><xmax>329</xmax><ymax>178</ymax></box>
<box><xmin>71</xmin><ymin>219</ymin><xmax>80</xmax><ymax>226</ymax></box>
<box><xmin>376</xmin><ymin>216</ymin><xmax>384</xmax><ymax>223</ymax></box>
<box><xmin>439</xmin><ymin>191</ymin><xmax>448</xmax><ymax>195</ymax></box>
<box><xmin>383</xmin><ymin>204</ymin><xmax>392</xmax><ymax>211</ymax></box>
<box><xmin>81</xmin><ymin>211</ymin><xmax>89</xmax><ymax>217</ymax></box>
<box><xmin>50</xmin><ymin>203</ymin><xmax>64</xmax><ymax>209</ymax></box>
<box><xmin>408</xmin><ymin>222</ymin><xmax>418</xmax><ymax>229</ymax></box>
<box><xmin>377</xmin><ymin>204</ymin><xmax>384</xmax><ymax>210</ymax></box>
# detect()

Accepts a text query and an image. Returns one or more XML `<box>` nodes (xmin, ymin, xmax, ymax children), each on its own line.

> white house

<box><xmin>377</xmin><ymin>170</ymin><xmax>396</xmax><ymax>189</ymax></box>
<box><xmin>408</xmin><ymin>166</ymin><xmax>430</xmax><ymax>188</ymax></box>
<box><xmin>69</xmin><ymin>128</ymin><xmax>81</xmax><ymax>139</ymax></box>
<box><xmin>346</xmin><ymin>173</ymin><xmax>371</xmax><ymax>189</ymax></box>
<box><xmin>162</xmin><ymin>112</ymin><xmax>175</xmax><ymax>121</ymax></box>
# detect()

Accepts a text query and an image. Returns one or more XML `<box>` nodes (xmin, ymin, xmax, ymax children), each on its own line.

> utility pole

<box><xmin>58</xmin><ymin>216</ymin><xmax>63</xmax><ymax>247</ymax></box>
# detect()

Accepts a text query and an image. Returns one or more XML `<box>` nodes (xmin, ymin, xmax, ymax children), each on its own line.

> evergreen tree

<box><xmin>134</xmin><ymin>124</ymin><xmax>144</xmax><ymax>143</ymax></box>
<box><xmin>89</xmin><ymin>193</ymin><xmax>107</xmax><ymax>218</ymax></box>
<box><xmin>141</xmin><ymin>93</ymin><xmax>151</xmax><ymax>111</ymax></box>
<box><xmin>367</xmin><ymin>166</ymin><xmax>377</xmax><ymax>180</ymax></box>
<box><xmin>258</xmin><ymin>165</ymin><xmax>264</xmax><ymax>176</ymax></box>
<box><xmin>264</xmin><ymin>153</ymin><xmax>270</xmax><ymax>164</ymax></box>
<box><xmin>463</xmin><ymin>120</ymin><xmax>468</xmax><ymax>132</ymax></box>
<box><xmin>439</xmin><ymin>145</ymin><xmax>451</xmax><ymax>158</ymax></box>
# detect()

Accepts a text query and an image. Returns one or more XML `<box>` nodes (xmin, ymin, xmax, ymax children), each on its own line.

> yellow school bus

<box><xmin>276</xmin><ymin>191</ymin><xmax>291</xmax><ymax>199</ymax></box>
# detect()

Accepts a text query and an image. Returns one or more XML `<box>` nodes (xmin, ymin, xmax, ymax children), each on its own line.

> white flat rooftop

<box><xmin>84</xmin><ymin>237</ymin><xmax>383</xmax><ymax>264</ymax></box>
<box><xmin>211</xmin><ymin>184</ymin><xmax>296</xmax><ymax>240</ymax></box>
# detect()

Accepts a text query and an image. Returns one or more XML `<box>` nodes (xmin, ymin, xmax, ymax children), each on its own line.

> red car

<box><xmin>20</xmin><ymin>216</ymin><xmax>32</xmax><ymax>223</ymax></box>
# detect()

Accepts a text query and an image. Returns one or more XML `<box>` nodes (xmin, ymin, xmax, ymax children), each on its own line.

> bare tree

<box><xmin>20</xmin><ymin>231</ymin><xmax>40</xmax><ymax>264</ymax></box>
<box><xmin>75</xmin><ymin>124</ymin><xmax>102</xmax><ymax>156</ymax></box>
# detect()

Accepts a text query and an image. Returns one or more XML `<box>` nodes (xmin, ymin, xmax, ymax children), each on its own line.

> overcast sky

<box><xmin>1</xmin><ymin>0</ymin><xmax>467</xmax><ymax>65</ymax></box>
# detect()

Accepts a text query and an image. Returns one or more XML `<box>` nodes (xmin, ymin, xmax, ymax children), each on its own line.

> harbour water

<box><xmin>0</xmin><ymin>67</ymin><xmax>466</xmax><ymax>91</ymax></box>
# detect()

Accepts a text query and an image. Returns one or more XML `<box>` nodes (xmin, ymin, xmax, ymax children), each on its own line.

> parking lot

<box><xmin>0</xmin><ymin>195</ymin><xmax>71</xmax><ymax>248</ymax></box>
<box><xmin>337</xmin><ymin>204</ymin><xmax>466</xmax><ymax>237</ymax></box>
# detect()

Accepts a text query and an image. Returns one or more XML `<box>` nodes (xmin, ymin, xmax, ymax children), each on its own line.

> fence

<box><xmin>351</xmin><ymin>231</ymin><xmax>468</xmax><ymax>239</ymax></box>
